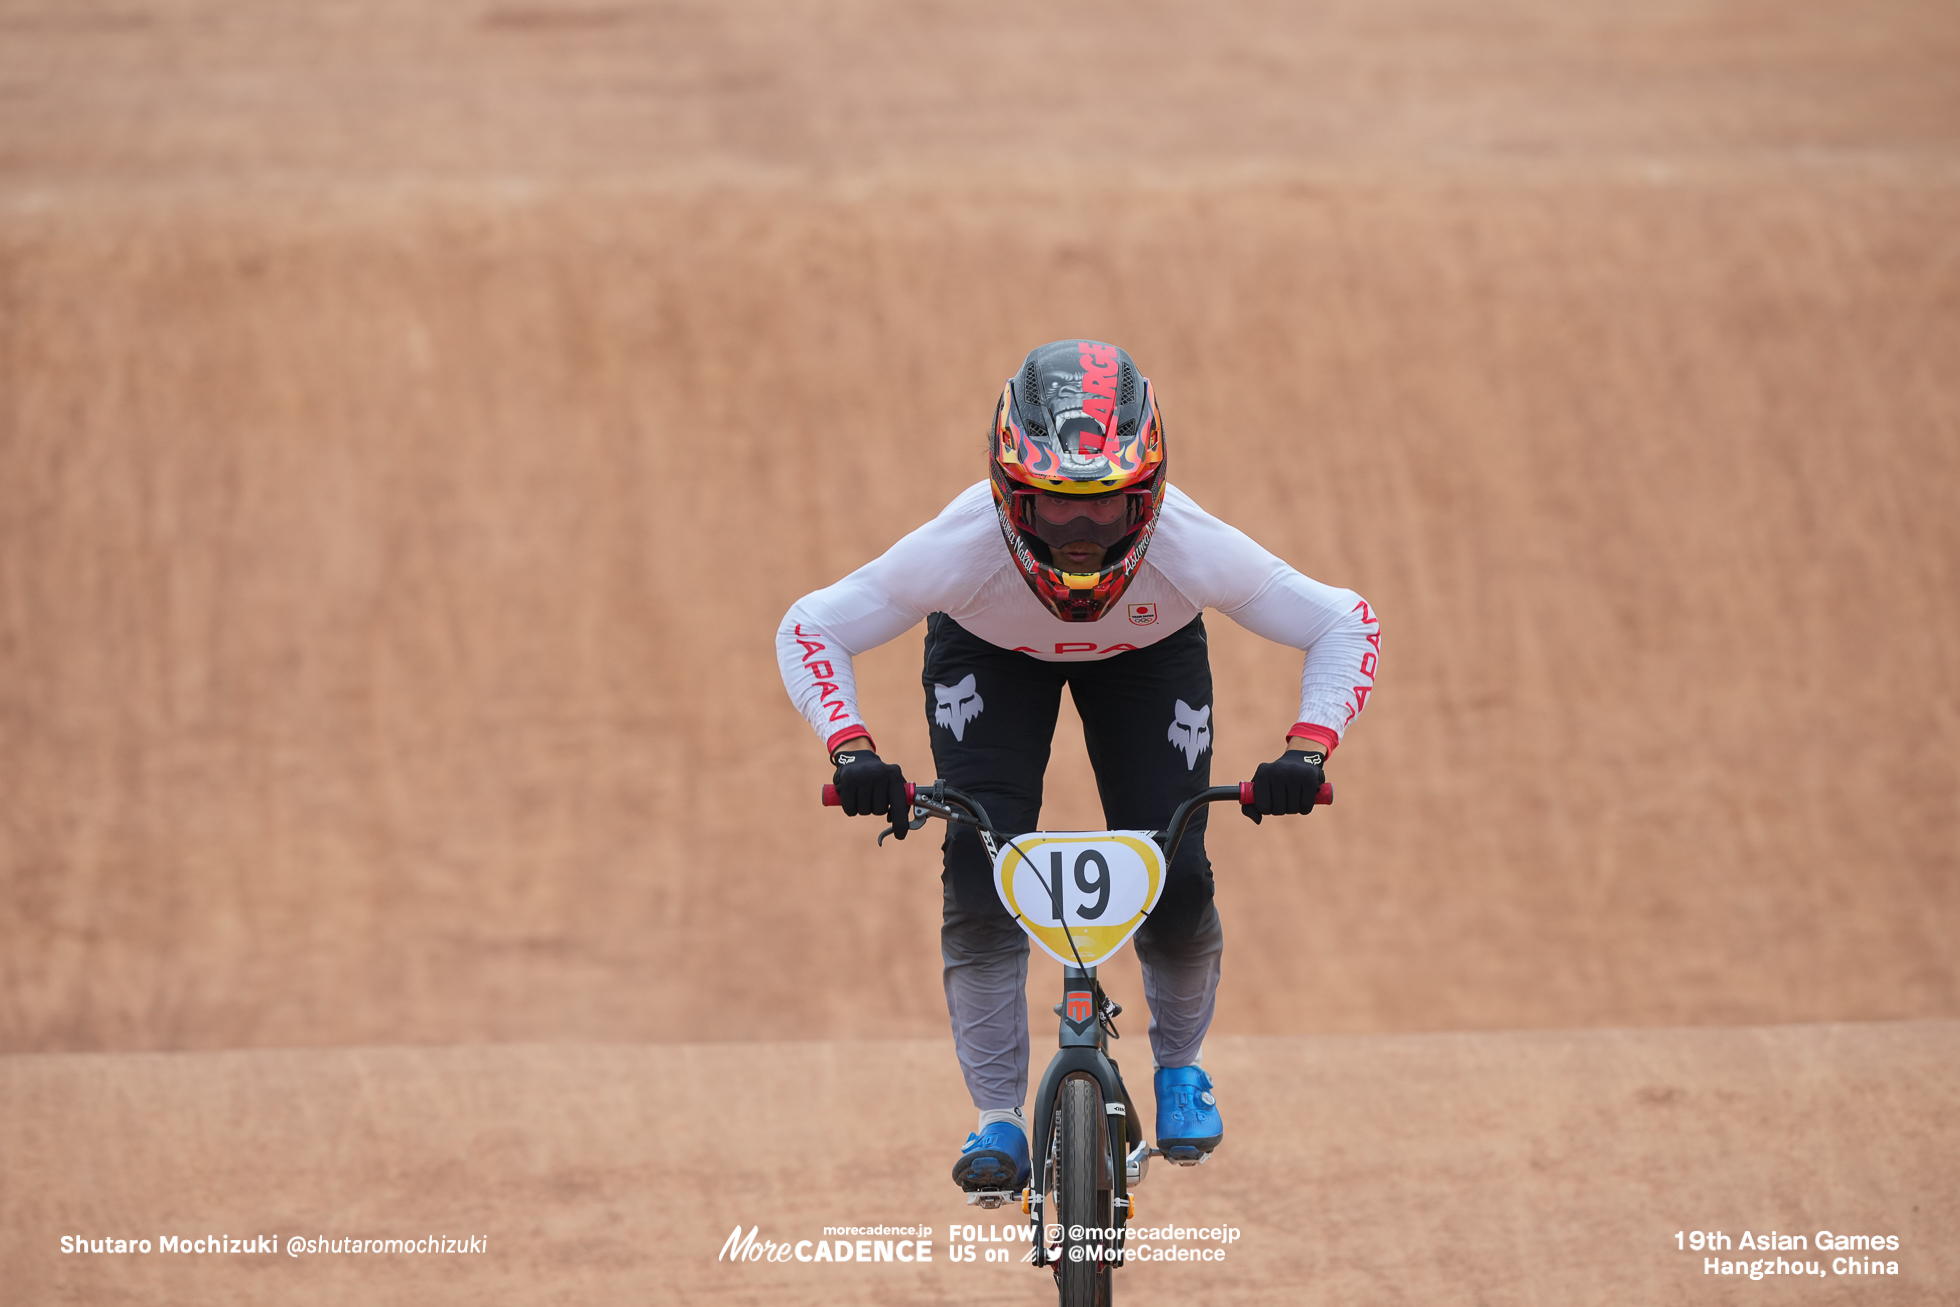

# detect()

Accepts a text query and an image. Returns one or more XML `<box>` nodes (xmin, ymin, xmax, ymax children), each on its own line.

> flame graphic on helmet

<box><xmin>1020</xmin><ymin>428</ymin><xmax>1058</xmax><ymax>477</ymax></box>
<box><xmin>1108</xmin><ymin>411</ymin><xmax>1156</xmax><ymax>475</ymax></box>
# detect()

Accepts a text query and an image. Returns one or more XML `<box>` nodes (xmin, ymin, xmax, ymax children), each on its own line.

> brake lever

<box><xmin>877</xmin><ymin>807</ymin><xmax>931</xmax><ymax>846</ymax></box>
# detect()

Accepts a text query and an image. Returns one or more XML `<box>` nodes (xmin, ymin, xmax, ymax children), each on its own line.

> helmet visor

<box><xmin>1016</xmin><ymin>490</ymin><xmax>1144</xmax><ymax>549</ymax></box>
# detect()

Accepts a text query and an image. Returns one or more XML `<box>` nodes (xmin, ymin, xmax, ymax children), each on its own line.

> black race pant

<box><xmin>924</xmin><ymin>612</ymin><xmax>1225</xmax><ymax>1110</ymax></box>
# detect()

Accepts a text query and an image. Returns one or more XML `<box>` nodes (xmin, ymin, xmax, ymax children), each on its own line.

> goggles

<box><xmin>1015</xmin><ymin>490</ymin><xmax>1147</xmax><ymax>549</ymax></box>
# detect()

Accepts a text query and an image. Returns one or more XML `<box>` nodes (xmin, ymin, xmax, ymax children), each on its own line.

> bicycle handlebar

<box><xmin>821</xmin><ymin>781</ymin><xmax>1331</xmax><ymax>810</ymax></box>
<box><xmin>823</xmin><ymin>778</ymin><xmax>1330</xmax><ymax>867</ymax></box>
<box><xmin>1240</xmin><ymin>780</ymin><xmax>1334</xmax><ymax>809</ymax></box>
<box><xmin>822</xmin><ymin>782</ymin><xmax>915</xmax><ymax>807</ymax></box>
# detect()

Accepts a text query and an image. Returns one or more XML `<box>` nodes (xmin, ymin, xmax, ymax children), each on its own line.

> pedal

<box><xmin>1125</xmin><ymin>1140</ymin><xmax>1151</xmax><ymax>1187</ymax></box>
<box><xmin>965</xmin><ymin>1190</ymin><xmax>1014</xmax><ymax>1209</ymax></box>
<box><xmin>1153</xmin><ymin>1145</ymin><xmax>1211</xmax><ymax>1169</ymax></box>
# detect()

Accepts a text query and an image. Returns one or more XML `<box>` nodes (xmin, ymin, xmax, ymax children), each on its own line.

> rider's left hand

<box><xmin>1242</xmin><ymin>746</ymin><xmax>1325</xmax><ymax>821</ymax></box>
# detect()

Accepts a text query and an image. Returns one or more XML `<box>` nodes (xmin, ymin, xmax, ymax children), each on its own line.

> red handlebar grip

<box><xmin>820</xmin><ymin>782</ymin><xmax>917</xmax><ymax>808</ymax></box>
<box><xmin>1236</xmin><ymin>781</ymin><xmax>1335</xmax><ymax>807</ymax></box>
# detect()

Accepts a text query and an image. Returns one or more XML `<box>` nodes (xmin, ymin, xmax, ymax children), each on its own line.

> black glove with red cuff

<box><xmin>831</xmin><ymin>748</ymin><xmax>910</xmax><ymax>838</ymax></box>
<box><xmin>1242</xmin><ymin>747</ymin><xmax>1325</xmax><ymax>822</ymax></box>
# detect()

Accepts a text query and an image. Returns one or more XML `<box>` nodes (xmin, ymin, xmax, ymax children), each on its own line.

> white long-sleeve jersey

<box><xmin>777</xmin><ymin>482</ymin><xmax>1380</xmax><ymax>754</ymax></box>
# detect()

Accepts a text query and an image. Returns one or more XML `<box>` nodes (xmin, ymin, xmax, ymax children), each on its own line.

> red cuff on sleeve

<box><xmin>827</xmin><ymin>726</ymin><xmax>876</xmax><ymax>755</ymax></box>
<box><xmin>1286</xmin><ymin>723</ymin><xmax>1339</xmax><ymax>754</ymax></box>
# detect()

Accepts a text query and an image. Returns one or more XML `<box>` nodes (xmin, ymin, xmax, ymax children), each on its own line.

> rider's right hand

<box><xmin>831</xmin><ymin>749</ymin><xmax>910</xmax><ymax>836</ymax></box>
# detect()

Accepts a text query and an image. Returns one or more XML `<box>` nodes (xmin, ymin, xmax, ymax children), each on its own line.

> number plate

<box><xmin>991</xmin><ymin>833</ymin><xmax>1166</xmax><ymax>967</ymax></box>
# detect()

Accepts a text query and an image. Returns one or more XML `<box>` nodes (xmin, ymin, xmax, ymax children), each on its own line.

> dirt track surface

<box><xmin>4</xmin><ymin>0</ymin><xmax>1956</xmax><ymax>189</ymax></box>
<box><xmin>2</xmin><ymin>1</ymin><xmax>1957</xmax><ymax>1301</ymax></box>
<box><xmin>4</xmin><ymin>7</ymin><xmax>1959</xmax><ymax>1050</ymax></box>
<box><xmin>5</xmin><ymin>1023</ymin><xmax>1954</xmax><ymax>1304</ymax></box>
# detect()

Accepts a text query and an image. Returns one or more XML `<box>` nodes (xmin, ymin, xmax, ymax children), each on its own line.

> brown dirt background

<box><xmin>2</xmin><ymin>0</ymin><xmax>1956</xmax><ymax>1302</ymax></box>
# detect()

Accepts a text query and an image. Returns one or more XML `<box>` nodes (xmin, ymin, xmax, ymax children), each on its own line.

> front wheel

<box><xmin>1055</xmin><ymin>1074</ymin><xmax>1114</xmax><ymax>1306</ymax></box>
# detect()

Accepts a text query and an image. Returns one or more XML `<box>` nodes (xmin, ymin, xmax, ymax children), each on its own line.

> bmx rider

<box><xmin>777</xmin><ymin>339</ymin><xmax>1379</xmax><ymax>1194</ymax></box>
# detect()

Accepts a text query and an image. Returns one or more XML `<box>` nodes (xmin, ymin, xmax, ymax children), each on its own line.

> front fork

<box><xmin>1026</xmin><ymin>965</ymin><xmax>1139</xmax><ymax>1269</ymax></box>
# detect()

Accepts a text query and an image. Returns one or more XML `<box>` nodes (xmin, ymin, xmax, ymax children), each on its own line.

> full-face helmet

<box><xmin>989</xmin><ymin>339</ymin><xmax>1167</xmax><ymax>622</ymax></box>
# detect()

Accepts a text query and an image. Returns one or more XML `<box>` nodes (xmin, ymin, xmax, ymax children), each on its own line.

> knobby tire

<box><xmin>1056</xmin><ymin>1074</ymin><xmax>1113</xmax><ymax>1307</ymax></box>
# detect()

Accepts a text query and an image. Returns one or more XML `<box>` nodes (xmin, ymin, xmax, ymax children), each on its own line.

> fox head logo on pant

<box><xmin>933</xmin><ymin>674</ymin><xmax>984</xmax><ymax>741</ymax></box>
<box><xmin>1167</xmin><ymin>700</ymin><xmax>1211</xmax><ymax>770</ymax></box>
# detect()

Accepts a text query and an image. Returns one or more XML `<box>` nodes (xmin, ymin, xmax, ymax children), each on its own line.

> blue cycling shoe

<box><xmin>1154</xmin><ymin>1066</ymin><xmax>1223</xmax><ymax>1160</ymax></box>
<box><xmin>952</xmin><ymin>1120</ymin><xmax>1031</xmax><ymax>1192</ymax></box>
